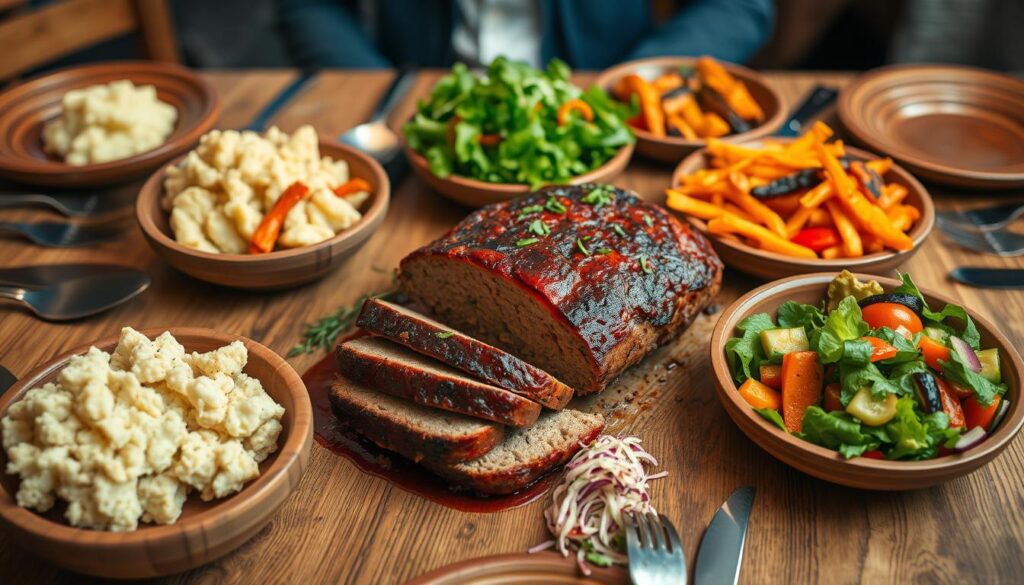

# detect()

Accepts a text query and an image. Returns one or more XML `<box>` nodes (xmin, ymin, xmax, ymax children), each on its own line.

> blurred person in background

<box><xmin>273</xmin><ymin>0</ymin><xmax>775</xmax><ymax>69</ymax></box>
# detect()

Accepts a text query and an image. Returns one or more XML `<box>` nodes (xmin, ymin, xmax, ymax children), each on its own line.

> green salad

<box><xmin>726</xmin><ymin>271</ymin><xmax>1009</xmax><ymax>460</ymax></box>
<box><xmin>402</xmin><ymin>57</ymin><xmax>634</xmax><ymax>189</ymax></box>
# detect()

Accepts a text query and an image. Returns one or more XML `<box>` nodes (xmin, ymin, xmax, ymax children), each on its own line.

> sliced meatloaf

<box><xmin>328</xmin><ymin>376</ymin><xmax>503</xmax><ymax>464</ymax></box>
<box><xmin>336</xmin><ymin>336</ymin><xmax>542</xmax><ymax>427</ymax></box>
<box><xmin>422</xmin><ymin>409</ymin><xmax>605</xmax><ymax>495</ymax></box>
<box><xmin>356</xmin><ymin>298</ymin><xmax>573</xmax><ymax>409</ymax></box>
<box><xmin>399</xmin><ymin>184</ymin><xmax>724</xmax><ymax>394</ymax></box>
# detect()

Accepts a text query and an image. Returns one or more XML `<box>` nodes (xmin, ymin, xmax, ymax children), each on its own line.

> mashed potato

<box><xmin>1</xmin><ymin>328</ymin><xmax>285</xmax><ymax>532</ymax></box>
<box><xmin>161</xmin><ymin>125</ymin><xmax>369</xmax><ymax>254</ymax></box>
<box><xmin>42</xmin><ymin>80</ymin><xmax>177</xmax><ymax>166</ymax></box>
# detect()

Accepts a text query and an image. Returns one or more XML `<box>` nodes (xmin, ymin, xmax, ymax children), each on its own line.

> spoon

<box><xmin>0</xmin><ymin>220</ymin><xmax>123</xmax><ymax>247</ymax></box>
<box><xmin>0</xmin><ymin>192</ymin><xmax>128</xmax><ymax>217</ymax></box>
<box><xmin>339</xmin><ymin>68</ymin><xmax>416</xmax><ymax>182</ymax></box>
<box><xmin>0</xmin><ymin>270</ymin><xmax>150</xmax><ymax>321</ymax></box>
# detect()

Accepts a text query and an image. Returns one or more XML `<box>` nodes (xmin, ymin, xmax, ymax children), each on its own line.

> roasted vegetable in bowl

<box><xmin>402</xmin><ymin>57</ymin><xmax>634</xmax><ymax>189</ymax></box>
<box><xmin>725</xmin><ymin>270</ymin><xmax>1009</xmax><ymax>460</ymax></box>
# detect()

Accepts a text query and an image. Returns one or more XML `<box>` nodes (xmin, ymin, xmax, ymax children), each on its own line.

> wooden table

<box><xmin>1</xmin><ymin>70</ymin><xmax>1022</xmax><ymax>584</ymax></box>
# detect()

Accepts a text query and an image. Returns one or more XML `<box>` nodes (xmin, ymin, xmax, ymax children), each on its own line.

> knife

<box><xmin>775</xmin><ymin>86</ymin><xmax>839</xmax><ymax>137</ymax></box>
<box><xmin>694</xmin><ymin>486</ymin><xmax>756</xmax><ymax>585</ymax></box>
<box><xmin>950</xmin><ymin>267</ymin><xmax>1024</xmax><ymax>289</ymax></box>
<box><xmin>244</xmin><ymin>69</ymin><xmax>319</xmax><ymax>132</ymax></box>
<box><xmin>0</xmin><ymin>364</ymin><xmax>15</xmax><ymax>395</ymax></box>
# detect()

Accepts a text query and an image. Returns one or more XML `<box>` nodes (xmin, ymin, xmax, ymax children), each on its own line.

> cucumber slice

<box><xmin>846</xmin><ymin>386</ymin><xmax>899</xmax><ymax>426</ymax></box>
<box><xmin>760</xmin><ymin>327</ymin><xmax>809</xmax><ymax>357</ymax></box>
<box><xmin>976</xmin><ymin>348</ymin><xmax>1002</xmax><ymax>384</ymax></box>
<box><xmin>923</xmin><ymin>327</ymin><xmax>950</xmax><ymax>344</ymax></box>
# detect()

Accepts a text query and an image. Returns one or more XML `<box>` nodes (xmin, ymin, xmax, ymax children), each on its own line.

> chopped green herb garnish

<box><xmin>517</xmin><ymin>204</ymin><xmax>544</xmax><ymax>219</ymax></box>
<box><xmin>612</xmin><ymin>224</ymin><xmax>627</xmax><ymax>237</ymax></box>
<box><xmin>577</xmin><ymin>238</ymin><xmax>591</xmax><ymax>256</ymax></box>
<box><xmin>545</xmin><ymin>195</ymin><xmax>567</xmax><ymax>214</ymax></box>
<box><xmin>435</xmin><ymin>331</ymin><xmax>455</xmax><ymax>339</ymax></box>
<box><xmin>517</xmin><ymin>238</ymin><xmax>540</xmax><ymax>247</ymax></box>
<box><xmin>581</xmin><ymin>184</ymin><xmax>615</xmax><ymax>208</ymax></box>
<box><xmin>643</xmin><ymin>214</ymin><xmax>654</xmax><ymax>227</ymax></box>
<box><xmin>639</xmin><ymin>255</ymin><xmax>653</xmax><ymax>274</ymax></box>
<box><xmin>528</xmin><ymin>219</ymin><xmax>550</xmax><ymax>236</ymax></box>
<box><xmin>596</xmin><ymin>247</ymin><xmax>613</xmax><ymax>255</ymax></box>
<box><xmin>289</xmin><ymin>290</ymin><xmax>389</xmax><ymax>356</ymax></box>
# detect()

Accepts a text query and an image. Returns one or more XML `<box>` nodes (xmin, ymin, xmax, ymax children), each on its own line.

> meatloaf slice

<box><xmin>329</xmin><ymin>376</ymin><xmax>503</xmax><ymax>464</ymax></box>
<box><xmin>336</xmin><ymin>336</ymin><xmax>541</xmax><ymax>427</ymax></box>
<box><xmin>356</xmin><ymin>298</ymin><xmax>573</xmax><ymax>409</ymax></box>
<box><xmin>422</xmin><ymin>409</ymin><xmax>605</xmax><ymax>495</ymax></box>
<box><xmin>399</xmin><ymin>184</ymin><xmax>724</xmax><ymax>394</ymax></box>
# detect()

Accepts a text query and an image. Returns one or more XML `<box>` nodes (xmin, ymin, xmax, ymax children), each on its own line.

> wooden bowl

<box><xmin>0</xmin><ymin>61</ymin><xmax>220</xmax><ymax>188</ymax></box>
<box><xmin>710</xmin><ymin>273</ymin><xmax>1024</xmax><ymax>490</ymax></box>
<box><xmin>408</xmin><ymin>552</ymin><xmax>629</xmax><ymax>584</ymax></box>
<box><xmin>137</xmin><ymin>140</ymin><xmax>390</xmax><ymax>290</ymax></box>
<box><xmin>0</xmin><ymin>328</ymin><xmax>313</xmax><ymax>578</ymax></box>
<box><xmin>403</xmin><ymin>139</ymin><xmax>634</xmax><ymax>208</ymax></box>
<box><xmin>671</xmin><ymin>140</ymin><xmax>934</xmax><ymax>279</ymax></box>
<box><xmin>593</xmin><ymin>56</ymin><xmax>785</xmax><ymax>164</ymax></box>
<box><xmin>838</xmin><ymin>64</ymin><xmax>1024</xmax><ymax>189</ymax></box>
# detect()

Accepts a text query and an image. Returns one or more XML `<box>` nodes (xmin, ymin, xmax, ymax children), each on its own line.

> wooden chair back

<box><xmin>0</xmin><ymin>0</ymin><xmax>179</xmax><ymax>81</ymax></box>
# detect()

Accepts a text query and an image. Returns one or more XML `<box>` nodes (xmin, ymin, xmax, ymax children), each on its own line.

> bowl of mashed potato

<box><xmin>0</xmin><ymin>327</ymin><xmax>312</xmax><ymax>578</ymax></box>
<box><xmin>0</xmin><ymin>62</ymin><xmax>219</xmax><ymax>187</ymax></box>
<box><xmin>136</xmin><ymin>125</ymin><xmax>390</xmax><ymax>289</ymax></box>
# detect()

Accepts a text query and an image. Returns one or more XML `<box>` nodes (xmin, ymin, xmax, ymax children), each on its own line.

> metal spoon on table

<box><xmin>0</xmin><ymin>270</ymin><xmax>150</xmax><ymax>321</ymax></box>
<box><xmin>339</xmin><ymin>68</ymin><xmax>417</xmax><ymax>183</ymax></box>
<box><xmin>0</xmin><ymin>192</ymin><xmax>128</xmax><ymax>217</ymax></box>
<box><xmin>0</xmin><ymin>220</ymin><xmax>123</xmax><ymax>247</ymax></box>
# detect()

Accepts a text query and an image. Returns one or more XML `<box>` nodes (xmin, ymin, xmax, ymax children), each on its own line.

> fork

<box><xmin>940</xmin><ymin>222</ymin><xmax>1024</xmax><ymax>256</ymax></box>
<box><xmin>625</xmin><ymin>511</ymin><xmax>687</xmax><ymax>585</ymax></box>
<box><xmin>0</xmin><ymin>193</ymin><xmax>127</xmax><ymax>217</ymax></box>
<box><xmin>937</xmin><ymin>202</ymin><xmax>1024</xmax><ymax>232</ymax></box>
<box><xmin>0</xmin><ymin>221</ymin><xmax>123</xmax><ymax>247</ymax></box>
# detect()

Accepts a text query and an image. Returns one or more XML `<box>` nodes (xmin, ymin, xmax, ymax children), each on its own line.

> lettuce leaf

<box><xmin>800</xmin><ymin>407</ymin><xmax>882</xmax><ymax>459</ymax></box>
<box><xmin>839</xmin><ymin>361</ymin><xmax>906</xmax><ymax>405</ymax></box>
<box><xmin>754</xmin><ymin>407</ymin><xmax>787</xmax><ymax>431</ymax></box>
<box><xmin>884</xmin><ymin>397</ymin><xmax>960</xmax><ymax>460</ymax></box>
<box><xmin>724</xmin><ymin>313</ymin><xmax>776</xmax><ymax>384</ymax></box>
<box><xmin>941</xmin><ymin>346</ymin><xmax>1007</xmax><ymax>407</ymax></box>
<box><xmin>777</xmin><ymin>300</ymin><xmax>825</xmax><ymax>334</ymax></box>
<box><xmin>893</xmin><ymin>273</ymin><xmax>980</xmax><ymax>348</ymax></box>
<box><xmin>812</xmin><ymin>296</ymin><xmax>869</xmax><ymax>364</ymax></box>
<box><xmin>869</xmin><ymin>326</ymin><xmax>922</xmax><ymax>364</ymax></box>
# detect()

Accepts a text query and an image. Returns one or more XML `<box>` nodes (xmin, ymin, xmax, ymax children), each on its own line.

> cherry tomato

<box><xmin>861</xmin><ymin>302</ymin><xmax>923</xmax><ymax>334</ymax></box>
<box><xmin>861</xmin><ymin>450</ymin><xmax>885</xmax><ymax>460</ymax></box>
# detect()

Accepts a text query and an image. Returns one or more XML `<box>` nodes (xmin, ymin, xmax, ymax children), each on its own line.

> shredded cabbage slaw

<box><xmin>529</xmin><ymin>435</ymin><xmax>666</xmax><ymax>575</ymax></box>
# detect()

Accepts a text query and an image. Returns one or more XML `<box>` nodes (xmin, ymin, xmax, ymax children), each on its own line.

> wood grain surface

<box><xmin>0</xmin><ymin>70</ymin><xmax>1022</xmax><ymax>584</ymax></box>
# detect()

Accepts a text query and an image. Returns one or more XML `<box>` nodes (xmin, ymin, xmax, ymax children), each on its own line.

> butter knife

<box><xmin>950</xmin><ymin>267</ymin><xmax>1024</xmax><ymax>289</ymax></box>
<box><xmin>694</xmin><ymin>486</ymin><xmax>756</xmax><ymax>585</ymax></box>
<box><xmin>775</xmin><ymin>86</ymin><xmax>838</xmax><ymax>137</ymax></box>
<box><xmin>0</xmin><ymin>364</ymin><xmax>15</xmax><ymax>395</ymax></box>
<box><xmin>245</xmin><ymin>69</ymin><xmax>319</xmax><ymax>132</ymax></box>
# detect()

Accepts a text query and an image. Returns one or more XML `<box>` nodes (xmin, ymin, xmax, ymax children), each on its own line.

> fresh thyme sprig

<box><xmin>288</xmin><ymin>291</ymin><xmax>389</xmax><ymax>356</ymax></box>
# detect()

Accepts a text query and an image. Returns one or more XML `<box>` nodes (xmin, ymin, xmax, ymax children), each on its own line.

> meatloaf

<box><xmin>399</xmin><ymin>183</ymin><xmax>723</xmax><ymax>394</ymax></box>
<box><xmin>329</xmin><ymin>376</ymin><xmax>503</xmax><ymax>464</ymax></box>
<box><xmin>356</xmin><ymin>298</ymin><xmax>573</xmax><ymax>409</ymax></box>
<box><xmin>422</xmin><ymin>409</ymin><xmax>605</xmax><ymax>495</ymax></box>
<box><xmin>336</xmin><ymin>336</ymin><xmax>542</xmax><ymax>427</ymax></box>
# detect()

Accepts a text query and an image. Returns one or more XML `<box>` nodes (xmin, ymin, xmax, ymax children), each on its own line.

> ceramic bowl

<box><xmin>0</xmin><ymin>328</ymin><xmax>313</xmax><ymax>578</ymax></box>
<box><xmin>593</xmin><ymin>56</ymin><xmax>785</xmax><ymax>164</ymax></box>
<box><xmin>838</xmin><ymin>64</ymin><xmax>1024</xmax><ymax>189</ymax></box>
<box><xmin>710</xmin><ymin>273</ymin><xmax>1024</xmax><ymax>490</ymax></box>
<box><xmin>403</xmin><ymin>140</ymin><xmax>634</xmax><ymax>208</ymax></box>
<box><xmin>671</xmin><ymin>140</ymin><xmax>934</xmax><ymax>279</ymax></box>
<box><xmin>137</xmin><ymin>140</ymin><xmax>389</xmax><ymax>290</ymax></box>
<box><xmin>0</xmin><ymin>61</ymin><xmax>220</xmax><ymax>187</ymax></box>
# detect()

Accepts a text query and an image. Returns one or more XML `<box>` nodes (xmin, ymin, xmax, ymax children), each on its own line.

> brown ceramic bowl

<box><xmin>593</xmin><ymin>56</ymin><xmax>785</xmax><ymax>164</ymax></box>
<box><xmin>838</xmin><ymin>64</ymin><xmax>1024</xmax><ymax>189</ymax></box>
<box><xmin>671</xmin><ymin>140</ymin><xmax>934</xmax><ymax>279</ymax></box>
<box><xmin>137</xmin><ymin>140</ymin><xmax>389</xmax><ymax>290</ymax></box>
<box><xmin>0</xmin><ymin>328</ymin><xmax>313</xmax><ymax>578</ymax></box>
<box><xmin>403</xmin><ymin>139</ymin><xmax>634</xmax><ymax>208</ymax></box>
<box><xmin>408</xmin><ymin>552</ymin><xmax>630</xmax><ymax>584</ymax></box>
<box><xmin>711</xmin><ymin>273</ymin><xmax>1024</xmax><ymax>490</ymax></box>
<box><xmin>0</xmin><ymin>61</ymin><xmax>220</xmax><ymax>188</ymax></box>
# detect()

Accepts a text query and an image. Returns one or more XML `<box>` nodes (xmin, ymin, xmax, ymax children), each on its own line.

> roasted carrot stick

<box><xmin>707</xmin><ymin>214</ymin><xmax>817</xmax><ymax>258</ymax></box>
<box><xmin>825</xmin><ymin>199</ymin><xmax>863</xmax><ymax>257</ymax></box>
<box><xmin>781</xmin><ymin>350</ymin><xmax>823</xmax><ymax>433</ymax></box>
<box><xmin>624</xmin><ymin>74</ymin><xmax>665</xmax><ymax>137</ymax></box>
<box><xmin>332</xmin><ymin>178</ymin><xmax>372</xmax><ymax>198</ymax></box>
<box><xmin>249</xmin><ymin>181</ymin><xmax>309</xmax><ymax>254</ymax></box>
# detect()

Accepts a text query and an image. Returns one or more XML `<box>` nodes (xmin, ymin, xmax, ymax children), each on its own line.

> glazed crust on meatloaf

<box><xmin>356</xmin><ymin>298</ymin><xmax>573</xmax><ymax>409</ymax></box>
<box><xmin>336</xmin><ymin>336</ymin><xmax>542</xmax><ymax>427</ymax></box>
<box><xmin>328</xmin><ymin>377</ymin><xmax>504</xmax><ymax>464</ymax></box>
<box><xmin>399</xmin><ymin>184</ymin><xmax>724</xmax><ymax>394</ymax></box>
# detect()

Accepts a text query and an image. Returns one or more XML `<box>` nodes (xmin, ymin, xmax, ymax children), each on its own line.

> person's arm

<box><xmin>274</xmin><ymin>0</ymin><xmax>391</xmax><ymax>68</ymax></box>
<box><xmin>628</xmin><ymin>0</ymin><xmax>775</xmax><ymax>64</ymax></box>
